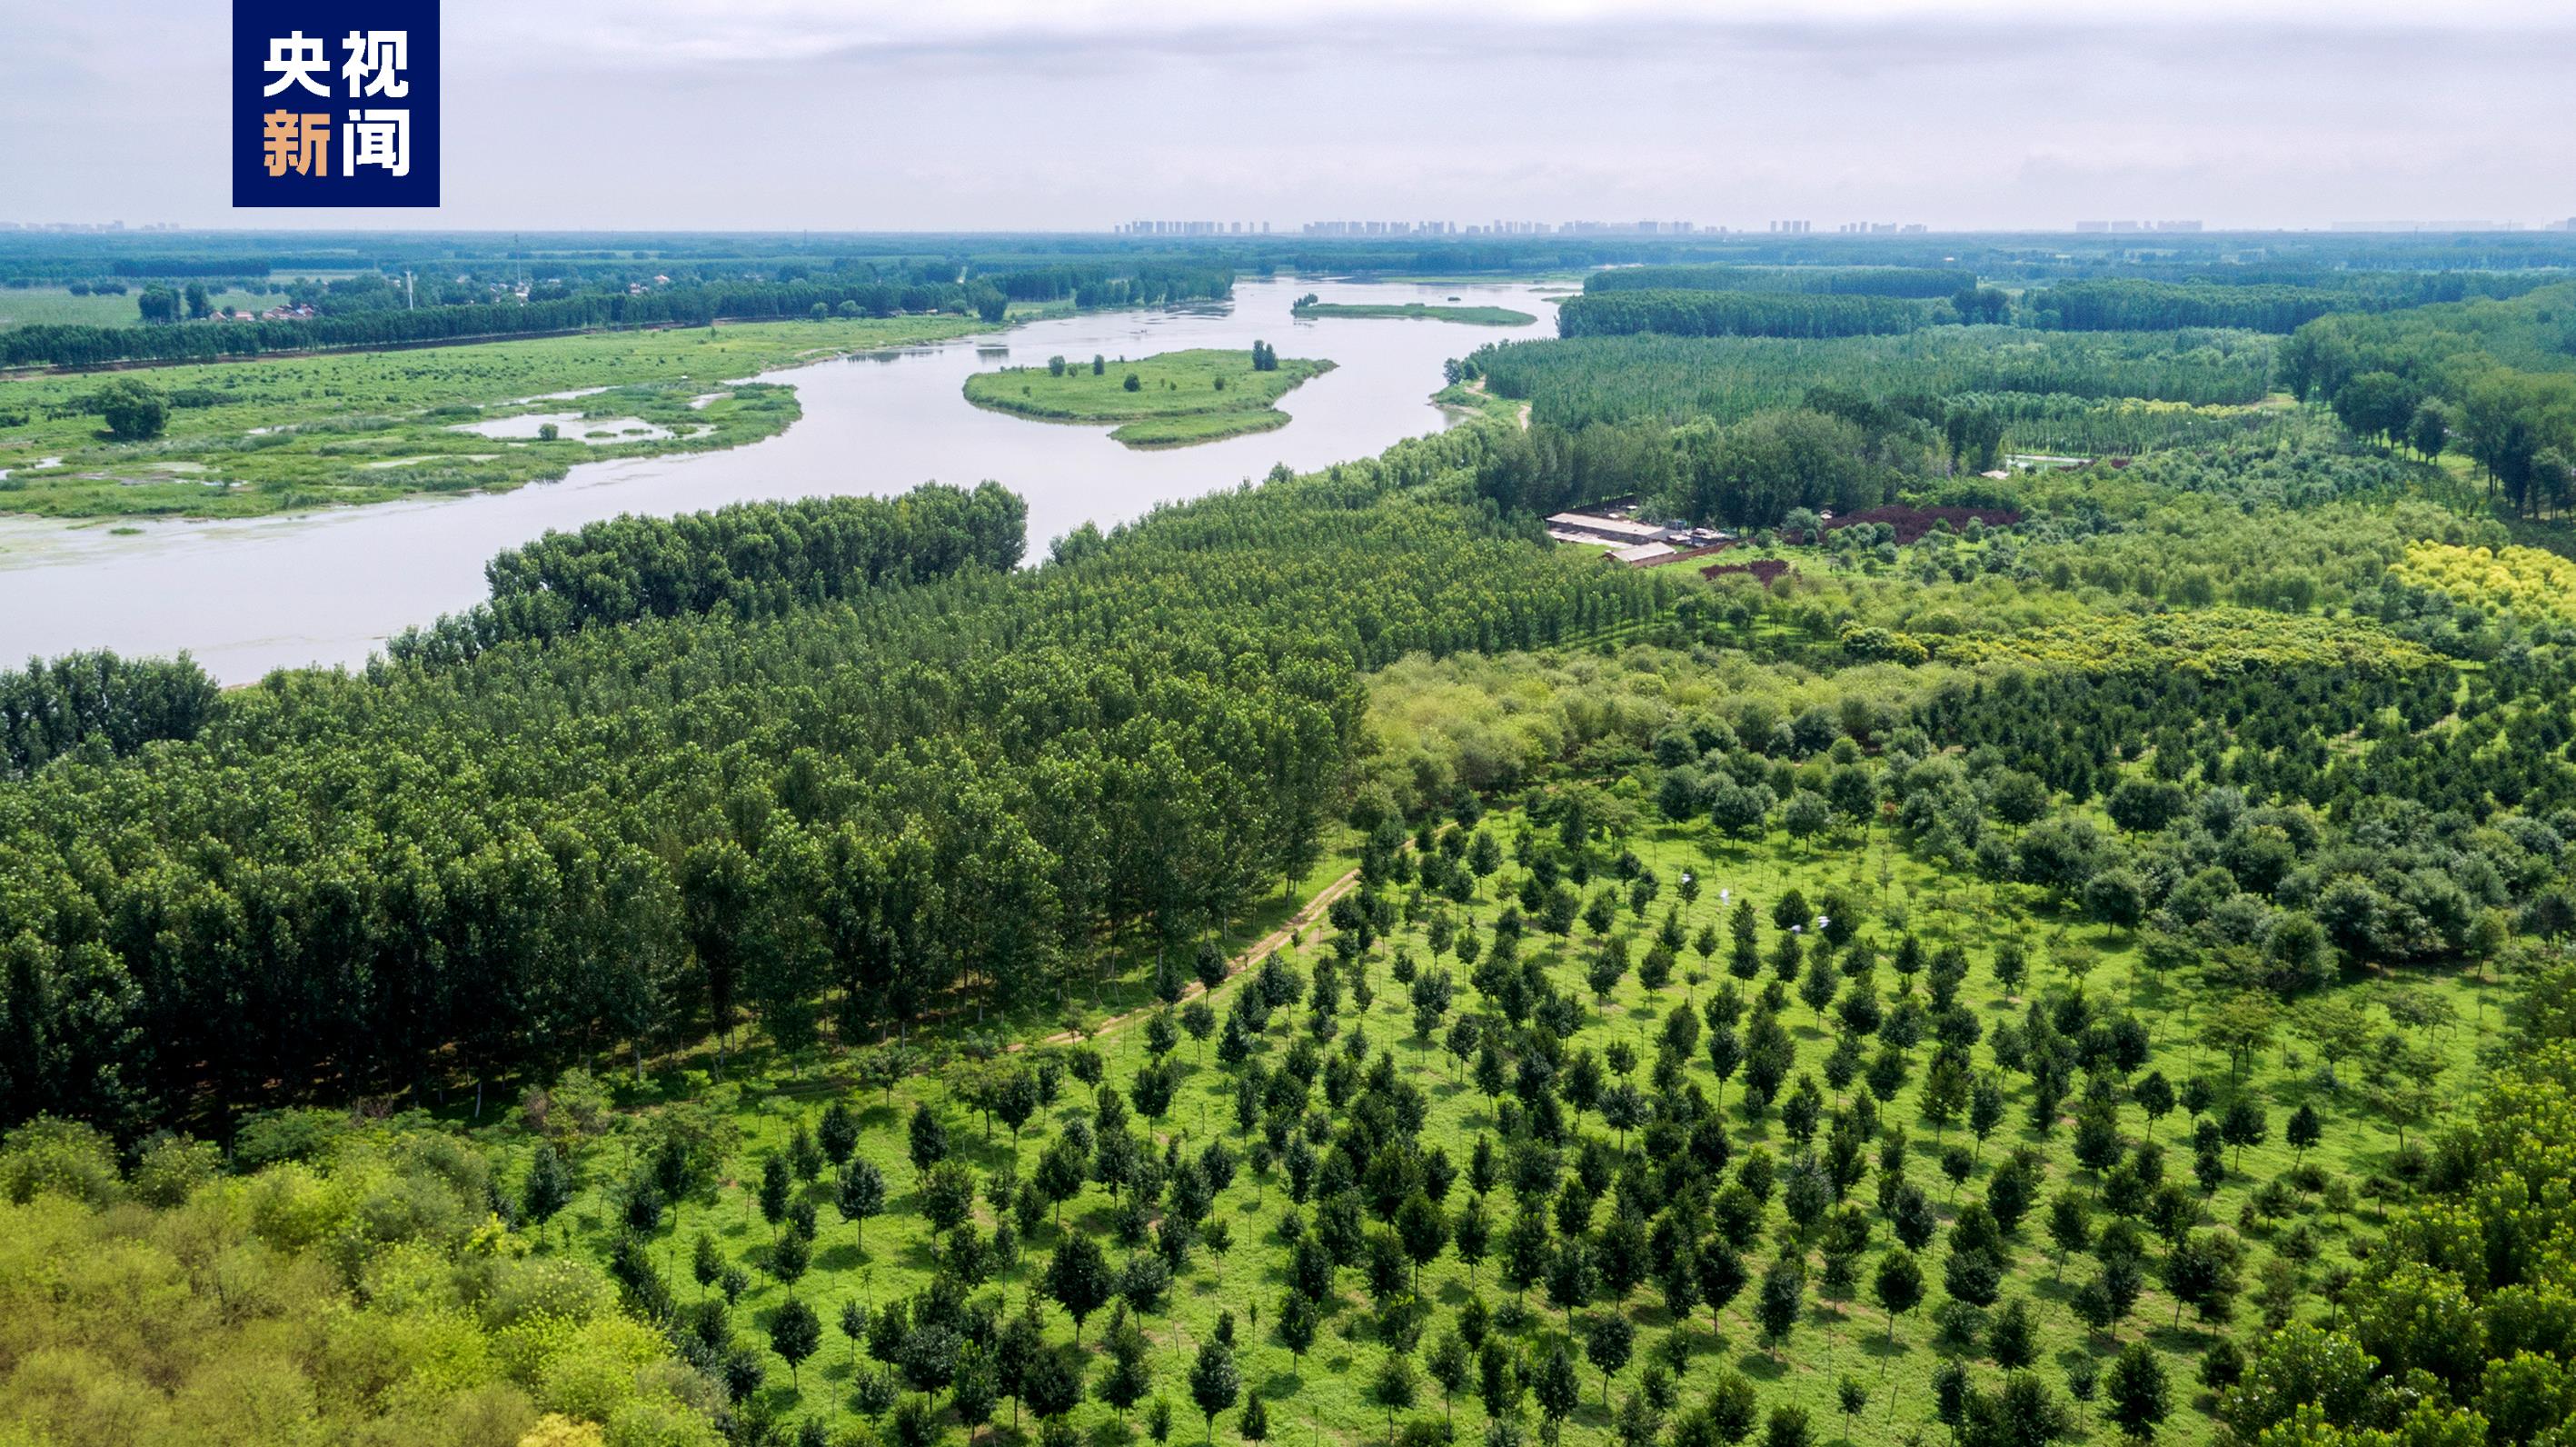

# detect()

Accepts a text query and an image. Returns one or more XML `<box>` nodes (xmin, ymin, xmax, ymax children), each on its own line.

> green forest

<box><xmin>1580</xmin><ymin>269</ymin><xmax>1973</xmax><ymax>301</ymax></box>
<box><xmin>3</xmin><ymin>232</ymin><xmax>2576</xmax><ymax>1447</ymax></box>
<box><xmin>1555</xmin><ymin>293</ymin><xmax>1934</xmax><ymax>342</ymax></box>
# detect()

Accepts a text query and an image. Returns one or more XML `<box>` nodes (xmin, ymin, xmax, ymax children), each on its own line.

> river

<box><xmin>0</xmin><ymin>277</ymin><xmax>1557</xmax><ymax>682</ymax></box>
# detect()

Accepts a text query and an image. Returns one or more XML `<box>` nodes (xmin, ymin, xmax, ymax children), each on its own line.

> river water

<box><xmin>0</xmin><ymin>278</ymin><xmax>1556</xmax><ymax>682</ymax></box>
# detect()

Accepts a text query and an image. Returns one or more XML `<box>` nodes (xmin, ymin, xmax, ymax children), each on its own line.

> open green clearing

<box><xmin>0</xmin><ymin>285</ymin><xmax>291</xmax><ymax>329</ymax></box>
<box><xmin>963</xmin><ymin>348</ymin><xmax>1334</xmax><ymax>448</ymax></box>
<box><xmin>1430</xmin><ymin>382</ymin><xmax>1529</xmax><ymax>428</ymax></box>
<box><xmin>1294</xmin><ymin>302</ymin><xmax>1537</xmax><ymax>327</ymax></box>
<box><xmin>0</xmin><ymin>315</ymin><xmax>992</xmax><ymax>518</ymax></box>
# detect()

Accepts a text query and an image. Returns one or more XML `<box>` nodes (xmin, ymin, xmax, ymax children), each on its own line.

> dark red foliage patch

<box><xmin>1702</xmin><ymin>559</ymin><xmax>1795</xmax><ymax>587</ymax></box>
<box><xmin>1823</xmin><ymin>504</ymin><xmax>2022</xmax><ymax>544</ymax></box>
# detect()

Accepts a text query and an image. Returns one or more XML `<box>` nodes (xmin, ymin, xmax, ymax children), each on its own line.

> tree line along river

<box><xmin>0</xmin><ymin>278</ymin><xmax>1554</xmax><ymax>682</ymax></box>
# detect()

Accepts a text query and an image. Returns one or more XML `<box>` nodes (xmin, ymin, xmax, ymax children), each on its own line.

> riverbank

<box><xmin>0</xmin><ymin>277</ymin><xmax>1557</xmax><ymax>680</ymax></box>
<box><xmin>0</xmin><ymin>314</ymin><xmax>1008</xmax><ymax>519</ymax></box>
<box><xmin>1432</xmin><ymin>377</ymin><xmax>1530</xmax><ymax>428</ymax></box>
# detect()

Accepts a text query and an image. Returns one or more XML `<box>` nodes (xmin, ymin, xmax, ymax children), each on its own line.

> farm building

<box><xmin>1545</xmin><ymin>510</ymin><xmax>1676</xmax><ymax>545</ymax></box>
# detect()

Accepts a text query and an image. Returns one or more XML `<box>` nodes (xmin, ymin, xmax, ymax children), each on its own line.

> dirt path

<box><xmin>1454</xmin><ymin>377</ymin><xmax>1531</xmax><ymax>431</ymax></box>
<box><xmin>1022</xmin><ymin>865</ymin><xmax>1364</xmax><ymax>1049</ymax></box>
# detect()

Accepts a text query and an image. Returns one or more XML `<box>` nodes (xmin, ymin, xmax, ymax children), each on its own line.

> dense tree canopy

<box><xmin>0</xmin><ymin>430</ymin><xmax>1668</xmax><ymax>1133</ymax></box>
<box><xmin>390</xmin><ymin>484</ymin><xmax>1029</xmax><ymax>662</ymax></box>
<box><xmin>1581</xmin><ymin>266</ymin><xmax>1974</xmax><ymax>300</ymax></box>
<box><xmin>0</xmin><ymin>650</ymin><xmax>219</xmax><ymax>779</ymax></box>
<box><xmin>1557</xmin><ymin>291</ymin><xmax>1931</xmax><ymax>342</ymax></box>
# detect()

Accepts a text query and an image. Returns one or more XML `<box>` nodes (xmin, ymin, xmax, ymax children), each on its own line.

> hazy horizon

<box><xmin>5</xmin><ymin>0</ymin><xmax>2574</xmax><ymax>232</ymax></box>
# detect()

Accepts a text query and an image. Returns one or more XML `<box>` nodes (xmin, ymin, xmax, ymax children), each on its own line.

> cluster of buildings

<box><xmin>1545</xmin><ymin>504</ymin><xmax>1729</xmax><ymax>567</ymax></box>
<box><xmin>1557</xmin><ymin>221</ymin><xmax>1702</xmax><ymax>235</ymax></box>
<box><xmin>1114</xmin><ymin>221</ymin><xmax>1275</xmax><ymax>235</ymax></box>
<box><xmin>1297</xmin><ymin>220</ymin><xmax>1706</xmax><ymax>237</ymax></box>
<box><xmin>2074</xmin><ymin>220</ymin><xmax>2205</xmax><ymax>233</ymax></box>
<box><xmin>1299</xmin><ymin>221</ymin><xmax>1464</xmax><ymax>237</ymax></box>
<box><xmin>0</xmin><ymin>220</ymin><xmax>178</xmax><ymax>232</ymax></box>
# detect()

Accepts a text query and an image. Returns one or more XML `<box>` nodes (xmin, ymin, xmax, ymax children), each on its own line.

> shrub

<box><xmin>0</xmin><ymin>1117</ymin><xmax>121</xmax><ymax>1206</ymax></box>
<box><xmin>96</xmin><ymin>378</ymin><xmax>168</xmax><ymax>440</ymax></box>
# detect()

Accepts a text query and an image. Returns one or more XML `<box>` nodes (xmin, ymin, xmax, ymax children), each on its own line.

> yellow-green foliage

<box><xmin>1934</xmin><ymin>605</ymin><xmax>2435</xmax><ymax>675</ymax></box>
<box><xmin>1686</xmin><ymin>494</ymin><xmax>2486</xmax><ymax>678</ymax></box>
<box><xmin>1358</xmin><ymin>599</ymin><xmax>2423</xmax><ymax>811</ymax></box>
<box><xmin>2003</xmin><ymin>499</ymin><xmax>2493</xmax><ymax>616</ymax></box>
<box><xmin>2222</xmin><ymin>960</ymin><xmax>2576</xmax><ymax>1444</ymax></box>
<box><xmin>1786</xmin><ymin>499</ymin><xmax>2481</xmax><ymax>634</ymax></box>
<box><xmin>1362</xmin><ymin>645</ymin><xmax>1942</xmax><ymax>810</ymax></box>
<box><xmin>0</xmin><ymin>1119</ymin><xmax>716</xmax><ymax>1447</ymax></box>
<box><xmin>1763</xmin><ymin>569</ymin><xmax>2105</xmax><ymax>645</ymax></box>
<box><xmin>2391</xmin><ymin>540</ymin><xmax>2576</xmax><ymax>627</ymax></box>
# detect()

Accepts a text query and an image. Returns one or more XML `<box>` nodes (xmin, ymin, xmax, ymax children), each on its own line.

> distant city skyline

<box><xmin>5</xmin><ymin>1</ymin><xmax>2572</xmax><ymax>232</ymax></box>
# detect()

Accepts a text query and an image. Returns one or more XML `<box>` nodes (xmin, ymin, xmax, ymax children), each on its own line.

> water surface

<box><xmin>0</xmin><ymin>278</ymin><xmax>1549</xmax><ymax>681</ymax></box>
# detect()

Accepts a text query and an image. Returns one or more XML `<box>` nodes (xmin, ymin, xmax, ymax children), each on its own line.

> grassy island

<box><xmin>1291</xmin><ymin>299</ymin><xmax>1537</xmax><ymax>326</ymax></box>
<box><xmin>963</xmin><ymin>345</ymin><xmax>1334</xmax><ymax>448</ymax></box>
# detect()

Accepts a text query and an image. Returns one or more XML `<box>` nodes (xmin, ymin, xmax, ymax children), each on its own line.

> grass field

<box><xmin>0</xmin><ymin>314</ymin><xmax>994</xmax><ymax>518</ymax></box>
<box><xmin>964</xmin><ymin>349</ymin><xmax>1334</xmax><ymax>448</ymax></box>
<box><xmin>0</xmin><ymin>286</ymin><xmax>291</xmax><ymax>329</ymax></box>
<box><xmin>1294</xmin><ymin>303</ymin><xmax>1537</xmax><ymax>327</ymax></box>
<box><xmin>499</xmin><ymin>794</ymin><xmax>2484</xmax><ymax>1446</ymax></box>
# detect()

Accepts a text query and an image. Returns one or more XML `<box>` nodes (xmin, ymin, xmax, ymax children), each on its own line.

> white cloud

<box><xmin>463</xmin><ymin>0</ymin><xmax>2573</xmax><ymax>62</ymax></box>
<box><xmin>2</xmin><ymin>0</ymin><xmax>2571</xmax><ymax>228</ymax></box>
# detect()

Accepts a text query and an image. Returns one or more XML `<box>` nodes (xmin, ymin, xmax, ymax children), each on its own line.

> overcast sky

<box><xmin>5</xmin><ymin>0</ymin><xmax>2572</xmax><ymax>232</ymax></box>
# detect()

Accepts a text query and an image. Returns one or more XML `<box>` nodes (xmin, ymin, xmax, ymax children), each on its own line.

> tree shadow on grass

<box><xmin>1738</xmin><ymin>1350</ymin><xmax>1788</xmax><ymax>1382</ymax></box>
<box><xmin>1258</xmin><ymin>1368</ymin><xmax>1305</xmax><ymax>1397</ymax></box>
